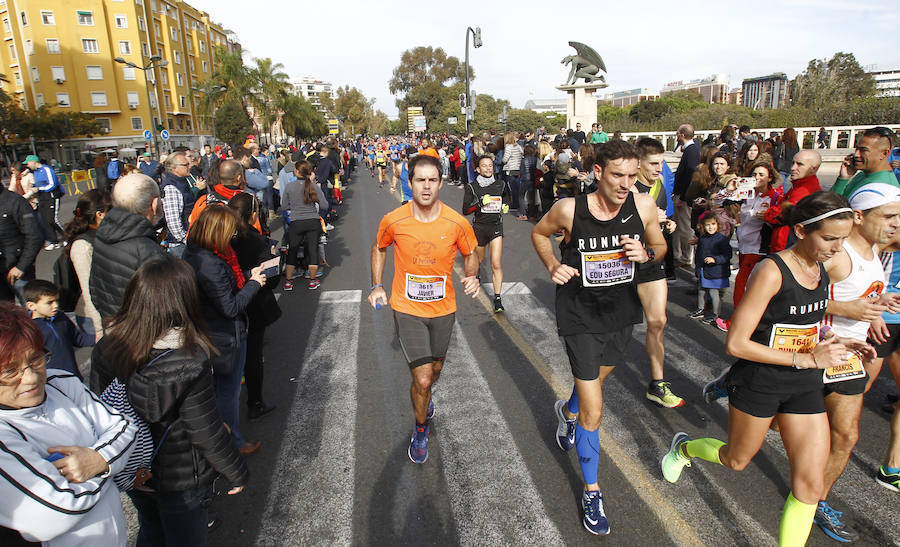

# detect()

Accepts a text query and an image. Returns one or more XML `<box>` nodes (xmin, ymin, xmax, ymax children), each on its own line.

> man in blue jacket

<box><xmin>137</xmin><ymin>152</ymin><xmax>163</xmax><ymax>182</ymax></box>
<box><xmin>25</xmin><ymin>155</ymin><xmax>65</xmax><ymax>250</ymax></box>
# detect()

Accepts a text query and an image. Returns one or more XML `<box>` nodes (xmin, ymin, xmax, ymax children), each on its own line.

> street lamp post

<box><xmin>464</xmin><ymin>26</ymin><xmax>482</xmax><ymax>135</ymax></box>
<box><xmin>115</xmin><ymin>55</ymin><xmax>168</xmax><ymax>156</ymax></box>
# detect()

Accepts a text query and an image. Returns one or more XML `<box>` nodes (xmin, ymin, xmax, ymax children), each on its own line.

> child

<box><xmin>24</xmin><ymin>279</ymin><xmax>94</xmax><ymax>381</ymax></box>
<box><xmin>688</xmin><ymin>213</ymin><xmax>732</xmax><ymax>330</ymax></box>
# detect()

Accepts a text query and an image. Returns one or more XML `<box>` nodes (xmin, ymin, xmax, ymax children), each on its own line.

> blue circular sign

<box><xmin>160</xmin><ymin>130</ymin><xmax>170</xmax><ymax>140</ymax></box>
<box><xmin>143</xmin><ymin>129</ymin><xmax>152</xmax><ymax>140</ymax></box>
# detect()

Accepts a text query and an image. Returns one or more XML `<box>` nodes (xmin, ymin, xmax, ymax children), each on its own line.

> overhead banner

<box><xmin>407</xmin><ymin>106</ymin><xmax>423</xmax><ymax>132</ymax></box>
<box><xmin>328</xmin><ymin>119</ymin><xmax>339</xmax><ymax>135</ymax></box>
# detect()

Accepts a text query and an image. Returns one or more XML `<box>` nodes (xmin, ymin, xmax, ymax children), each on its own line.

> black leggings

<box><xmin>245</xmin><ymin>322</ymin><xmax>265</xmax><ymax>406</ymax></box>
<box><xmin>37</xmin><ymin>193</ymin><xmax>64</xmax><ymax>244</ymax></box>
<box><xmin>286</xmin><ymin>218</ymin><xmax>321</xmax><ymax>267</ymax></box>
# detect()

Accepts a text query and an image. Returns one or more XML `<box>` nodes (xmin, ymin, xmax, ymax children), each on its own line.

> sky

<box><xmin>191</xmin><ymin>0</ymin><xmax>900</xmax><ymax>119</ymax></box>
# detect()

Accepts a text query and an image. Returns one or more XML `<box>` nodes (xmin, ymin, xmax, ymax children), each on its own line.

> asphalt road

<box><xmin>41</xmin><ymin>167</ymin><xmax>898</xmax><ymax>546</ymax></box>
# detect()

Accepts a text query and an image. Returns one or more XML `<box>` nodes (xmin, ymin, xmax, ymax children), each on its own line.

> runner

<box><xmin>532</xmin><ymin>140</ymin><xmax>667</xmax><ymax>535</ymax></box>
<box><xmin>633</xmin><ymin>138</ymin><xmax>684</xmax><ymax>408</ymax></box>
<box><xmin>368</xmin><ymin>154</ymin><xmax>479</xmax><ymax>464</ymax></box>
<box><xmin>390</xmin><ymin>139</ymin><xmax>403</xmax><ymax>192</ymax></box>
<box><xmin>812</xmin><ymin>183</ymin><xmax>900</xmax><ymax>542</ymax></box>
<box><xmin>462</xmin><ymin>155</ymin><xmax>511</xmax><ymax>313</ymax></box>
<box><xmin>366</xmin><ymin>141</ymin><xmax>376</xmax><ymax>176</ymax></box>
<box><xmin>660</xmin><ymin>191</ymin><xmax>870</xmax><ymax>547</ymax></box>
<box><xmin>375</xmin><ymin>144</ymin><xmax>388</xmax><ymax>188</ymax></box>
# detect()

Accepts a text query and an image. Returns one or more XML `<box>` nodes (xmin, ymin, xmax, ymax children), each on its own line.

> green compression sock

<box><xmin>683</xmin><ymin>438</ymin><xmax>725</xmax><ymax>465</ymax></box>
<box><xmin>779</xmin><ymin>492</ymin><xmax>816</xmax><ymax>547</ymax></box>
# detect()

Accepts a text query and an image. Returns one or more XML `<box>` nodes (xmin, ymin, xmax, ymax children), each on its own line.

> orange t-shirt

<box><xmin>419</xmin><ymin>147</ymin><xmax>440</xmax><ymax>159</ymax></box>
<box><xmin>376</xmin><ymin>202</ymin><xmax>477</xmax><ymax>318</ymax></box>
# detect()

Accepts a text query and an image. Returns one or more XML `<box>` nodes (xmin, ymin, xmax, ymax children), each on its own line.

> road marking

<box><xmin>256</xmin><ymin>290</ymin><xmax>362</xmax><ymax>545</ymax></box>
<box><xmin>455</xmin><ymin>264</ymin><xmax>704</xmax><ymax>545</ymax></box>
<box><xmin>439</xmin><ymin>324</ymin><xmax>564</xmax><ymax>544</ymax></box>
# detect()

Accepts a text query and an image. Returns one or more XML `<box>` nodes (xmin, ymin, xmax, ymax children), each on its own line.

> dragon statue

<box><xmin>561</xmin><ymin>41</ymin><xmax>608</xmax><ymax>86</ymax></box>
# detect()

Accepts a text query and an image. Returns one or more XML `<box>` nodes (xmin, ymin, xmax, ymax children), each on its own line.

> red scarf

<box><xmin>214</xmin><ymin>245</ymin><xmax>245</xmax><ymax>289</ymax></box>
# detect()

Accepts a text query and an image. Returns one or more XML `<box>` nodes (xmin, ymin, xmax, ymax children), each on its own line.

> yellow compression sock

<box><xmin>779</xmin><ymin>492</ymin><xmax>816</xmax><ymax>547</ymax></box>
<box><xmin>683</xmin><ymin>438</ymin><xmax>725</xmax><ymax>464</ymax></box>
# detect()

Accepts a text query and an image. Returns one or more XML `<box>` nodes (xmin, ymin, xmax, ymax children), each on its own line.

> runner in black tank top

<box><xmin>660</xmin><ymin>191</ymin><xmax>861</xmax><ymax>546</ymax></box>
<box><xmin>532</xmin><ymin>140</ymin><xmax>667</xmax><ymax>536</ymax></box>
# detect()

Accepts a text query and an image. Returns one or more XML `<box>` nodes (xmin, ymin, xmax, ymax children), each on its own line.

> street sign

<box><xmin>143</xmin><ymin>129</ymin><xmax>152</xmax><ymax>140</ymax></box>
<box><xmin>447</xmin><ymin>117</ymin><xmax>458</xmax><ymax>125</ymax></box>
<box><xmin>160</xmin><ymin>129</ymin><xmax>170</xmax><ymax>141</ymax></box>
<box><xmin>407</xmin><ymin>106</ymin><xmax>423</xmax><ymax>132</ymax></box>
<box><xmin>413</xmin><ymin>116</ymin><xmax>427</xmax><ymax>132</ymax></box>
<box><xmin>328</xmin><ymin>119</ymin><xmax>339</xmax><ymax>135</ymax></box>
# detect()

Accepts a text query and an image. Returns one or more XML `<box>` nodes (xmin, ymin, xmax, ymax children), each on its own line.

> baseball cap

<box><xmin>849</xmin><ymin>183</ymin><xmax>900</xmax><ymax>211</ymax></box>
<box><xmin>24</xmin><ymin>155</ymin><xmax>39</xmax><ymax>163</ymax></box>
<box><xmin>142</xmin><ymin>152</ymin><xmax>151</xmax><ymax>157</ymax></box>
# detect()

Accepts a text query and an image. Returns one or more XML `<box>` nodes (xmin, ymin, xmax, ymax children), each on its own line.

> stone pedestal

<box><xmin>555</xmin><ymin>83</ymin><xmax>604</xmax><ymax>129</ymax></box>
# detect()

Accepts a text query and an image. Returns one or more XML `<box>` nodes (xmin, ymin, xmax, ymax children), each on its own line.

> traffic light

<box><xmin>156</xmin><ymin>124</ymin><xmax>165</xmax><ymax>132</ymax></box>
<box><xmin>459</xmin><ymin>93</ymin><xmax>466</xmax><ymax>108</ymax></box>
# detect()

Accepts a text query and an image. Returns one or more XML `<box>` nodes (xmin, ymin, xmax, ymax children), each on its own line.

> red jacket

<box><xmin>765</xmin><ymin>174</ymin><xmax>821</xmax><ymax>252</ymax></box>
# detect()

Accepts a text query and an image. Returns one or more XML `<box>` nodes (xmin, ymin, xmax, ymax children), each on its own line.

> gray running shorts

<box><xmin>393</xmin><ymin>311</ymin><xmax>456</xmax><ymax>368</ymax></box>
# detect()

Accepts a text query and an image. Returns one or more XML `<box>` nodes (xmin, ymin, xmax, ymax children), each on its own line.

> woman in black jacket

<box><xmin>92</xmin><ymin>256</ymin><xmax>248</xmax><ymax>547</ymax></box>
<box><xmin>183</xmin><ymin>204</ymin><xmax>266</xmax><ymax>456</ymax></box>
<box><xmin>227</xmin><ymin>193</ymin><xmax>280</xmax><ymax>419</ymax></box>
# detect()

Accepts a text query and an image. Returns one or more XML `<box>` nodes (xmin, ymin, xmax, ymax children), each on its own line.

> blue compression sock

<box><xmin>575</xmin><ymin>423</ymin><xmax>600</xmax><ymax>485</ymax></box>
<box><xmin>567</xmin><ymin>386</ymin><xmax>579</xmax><ymax>415</ymax></box>
<box><xmin>885</xmin><ymin>466</ymin><xmax>900</xmax><ymax>473</ymax></box>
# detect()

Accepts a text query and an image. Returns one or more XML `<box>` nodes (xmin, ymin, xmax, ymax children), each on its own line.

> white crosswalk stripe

<box><xmin>256</xmin><ymin>290</ymin><xmax>362</xmax><ymax>546</ymax></box>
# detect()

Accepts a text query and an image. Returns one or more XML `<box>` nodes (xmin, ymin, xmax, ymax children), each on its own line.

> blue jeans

<box><xmin>215</xmin><ymin>339</ymin><xmax>247</xmax><ymax>449</ymax></box>
<box><xmin>127</xmin><ymin>484</ymin><xmax>214</xmax><ymax>547</ymax></box>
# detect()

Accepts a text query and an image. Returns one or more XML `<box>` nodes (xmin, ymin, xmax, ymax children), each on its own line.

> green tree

<box><xmin>790</xmin><ymin>52</ymin><xmax>876</xmax><ymax>110</ymax></box>
<box><xmin>214</xmin><ymin>100</ymin><xmax>254</xmax><ymax>145</ymax></box>
<box><xmin>279</xmin><ymin>94</ymin><xmax>326</xmax><ymax>139</ymax></box>
<box><xmin>249</xmin><ymin>57</ymin><xmax>290</xmax><ymax>145</ymax></box>
<box><xmin>389</xmin><ymin>46</ymin><xmax>473</xmax><ymax>100</ymax></box>
<box><xmin>203</xmin><ymin>46</ymin><xmax>256</xmax><ymax>127</ymax></box>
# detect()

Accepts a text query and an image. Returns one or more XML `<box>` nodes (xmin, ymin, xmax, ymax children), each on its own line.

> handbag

<box><xmin>100</xmin><ymin>350</ymin><xmax>178</xmax><ymax>491</ymax></box>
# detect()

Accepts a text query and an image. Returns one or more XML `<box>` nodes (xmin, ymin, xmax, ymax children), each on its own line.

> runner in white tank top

<box><xmin>823</xmin><ymin>240</ymin><xmax>886</xmax><ymax>341</ymax></box>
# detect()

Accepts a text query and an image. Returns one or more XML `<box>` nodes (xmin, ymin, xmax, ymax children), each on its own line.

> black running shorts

<box><xmin>473</xmin><ymin>222</ymin><xmax>503</xmax><ymax>248</ymax></box>
<box><xmin>636</xmin><ymin>260</ymin><xmax>666</xmax><ymax>284</ymax></box>
<box><xmin>728</xmin><ymin>384</ymin><xmax>825</xmax><ymax>418</ymax></box>
<box><xmin>562</xmin><ymin>327</ymin><xmax>632</xmax><ymax>381</ymax></box>
<box><xmin>871</xmin><ymin>323</ymin><xmax>900</xmax><ymax>358</ymax></box>
<box><xmin>823</xmin><ymin>376</ymin><xmax>867</xmax><ymax>397</ymax></box>
<box><xmin>393</xmin><ymin>311</ymin><xmax>455</xmax><ymax>368</ymax></box>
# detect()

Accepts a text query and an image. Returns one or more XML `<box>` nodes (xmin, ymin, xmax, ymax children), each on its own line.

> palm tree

<box><xmin>250</xmin><ymin>57</ymin><xmax>290</xmax><ymax>145</ymax></box>
<box><xmin>205</xmin><ymin>46</ymin><xmax>255</xmax><ymax>126</ymax></box>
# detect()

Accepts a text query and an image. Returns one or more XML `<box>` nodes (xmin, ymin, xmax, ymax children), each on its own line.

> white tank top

<box><xmin>823</xmin><ymin>241</ymin><xmax>886</xmax><ymax>340</ymax></box>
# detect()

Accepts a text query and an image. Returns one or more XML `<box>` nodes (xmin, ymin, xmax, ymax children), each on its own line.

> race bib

<box><xmin>823</xmin><ymin>352</ymin><xmax>867</xmax><ymax>384</ymax></box>
<box><xmin>405</xmin><ymin>274</ymin><xmax>446</xmax><ymax>302</ymax></box>
<box><xmin>581</xmin><ymin>248</ymin><xmax>634</xmax><ymax>287</ymax></box>
<box><xmin>481</xmin><ymin>196</ymin><xmax>502</xmax><ymax>214</ymax></box>
<box><xmin>768</xmin><ymin>323</ymin><xmax>818</xmax><ymax>353</ymax></box>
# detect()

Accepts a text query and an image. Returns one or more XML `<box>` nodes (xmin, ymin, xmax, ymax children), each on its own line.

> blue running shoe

<box><xmin>814</xmin><ymin>501</ymin><xmax>859</xmax><ymax>543</ymax></box>
<box><xmin>408</xmin><ymin>424</ymin><xmax>429</xmax><ymax>464</ymax></box>
<box><xmin>582</xmin><ymin>490</ymin><xmax>610</xmax><ymax>535</ymax></box>
<box><xmin>554</xmin><ymin>400</ymin><xmax>576</xmax><ymax>451</ymax></box>
<box><xmin>426</xmin><ymin>398</ymin><xmax>435</xmax><ymax>421</ymax></box>
<box><xmin>702</xmin><ymin>366</ymin><xmax>731</xmax><ymax>404</ymax></box>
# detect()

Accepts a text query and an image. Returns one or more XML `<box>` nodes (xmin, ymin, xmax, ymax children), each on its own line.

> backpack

<box><xmin>555</xmin><ymin>158</ymin><xmax>572</xmax><ymax>181</ymax></box>
<box><xmin>107</xmin><ymin>160</ymin><xmax>120</xmax><ymax>180</ymax></box>
<box><xmin>100</xmin><ymin>349</ymin><xmax>177</xmax><ymax>491</ymax></box>
<box><xmin>458</xmin><ymin>147</ymin><xmax>466</xmax><ymax>161</ymax></box>
<box><xmin>52</xmin><ymin>233</ymin><xmax>93</xmax><ymax>312</ymax></box>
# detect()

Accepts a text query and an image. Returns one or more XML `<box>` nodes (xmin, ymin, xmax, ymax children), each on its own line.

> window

<box><xmin>127</xmin><ymin>91</ymin><xmax>139</xmax><ymax>106</ymax></box>
<box><xmin>51</xmin><ymin>66</ymin><xmax>65</xmax><ymax>81</ymax></box>
<box><xmin>131</xmin><ymin>117</ymin><xmax>143</xmax><ymax>130</ymax></box>
<box><xmin>167</xmin><ymin>117</ymin><xmax>174</xmax><ymax>129</ymax></box>
<box><xmin>188</xmin><ymin>58</ymin><xmax>194</xmax><ymax>72</ymax></box>
<box><xmin>20</xmin><ymin>11</ymin><xmax>26</xmax><ymax>26</ymax></box>
<box><xmin>176</xmin><ymin>73</ymin><xmax>183</xmax><ymax>86</ymax></box>
<box><xmin>160</xmin><ymin>72</ymin><xmax>168</xmax><ymax>85</ymax></box>
<box><xmin>119</xmin><ymin>40</ymin><xmax>131</xmax><ymax>55</ymax></box>
<box><xmin>138</xmin><ymin>16</ymin><xmax>145</xmax><ymax>31</ymax></box>
<box><xmin>13</xmin><ymin>72</ymin><xmax>21</xmax><ymax>86</ymax></box>
<box><xmin>77</xmin><ymin>11</ymin><xmax>93</xmax><ymax>25</ymax></box>
<box><xmin>35</xmin><ymin>93</ymin><xmax>44</xmax><ymax>107</ymax></box>
<box><xmin>164</xmin><ymin>94</ymin><xmax>171</xmax><ymax>107</ymax></box>
<box><xmin>2</xmin><ymin>18</ymin><xmax>10</xmax><ymax>34</ymax></box>
<box><xmin>199</xmin><ymin>41</ymin><xmax>205</xmax><ymax>53</ymax></box>
<box><xmin>56</xmin><ymin>92</ymin><xmax>70</xmax><ymax>106</ymax></box>
<box><xmin>150</xmin><ymin>0</ymin><xmax>157</xmax><ymax>11</ymax></box>
<box><xmin>81</xmin><ymin>39</ymin><xmax>99</xmax><ymax>53</ymax></box>
<box><xmin>46</xmin><ymin>39</ymin><xmax>61</xmax><ymax>54</ymax></box>
<box><xmin>86</xmin><ymin>66</ymin><xmax>103</xmax><ymax>80</ymax></box>
<box><xmin>90</xmin><ymin>92</ymin><xmax>107</xmax><ymax>106</ymax></box>
<box><xmin>135</xmin><ymin>0</ymin><xmax>142</xmax><ymax>4</ymax></box>
<box><xmin>96</xmin><ymin>118</ymin><xmax>111</xmax><ymax>131</ymax></box>
<box><xmin>201</xmin><ymin>60</ymin><xmax>208</xmax><ymax>73</ymax></box>
<box><xmin>153</xmin><ymin>22</ymin><xmax>160</xmax><ymax>36</ymax></box>
<box><xmin>25</xmin><ymin>40</ymin><xmax>33</xmax><ymax>55</ymax></box>
<box><xmin>8</xmin><ymin>44</ymin><xmax>15</xmax><ymax>61</ymax></box>
<box><xmin>122</xmin><ymin>66</ymin><xmax>136</xmax><ymax>80</ymax></box>
<box><xmin>114</xmin><ymin>14</ymin><xmax>127</xmax><ymax>28</ymax></box>
<box><xmin>173</xmin><ymin>51</ymin><xmax>180</xmax><ymax>64</ymax></box>
<box><xmin>30</xmin><ymin>66</ymin><xmax>39</xmax><ymax>81</ymax></box>
<box><xmin>170</xmin><ymin>27</ymin><xmax>177</xmax><ymax>41</ymax></box>
<box><xmin>179</xmin><ymin>95</ymin><xmax>185</xmax><ymax>108</ymax></box>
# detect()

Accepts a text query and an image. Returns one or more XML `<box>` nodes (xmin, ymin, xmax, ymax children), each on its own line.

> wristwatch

<box><xmin>645</xmin><ymin>247</ymin><xmax>655</xmax><ymax>263</ymax></box>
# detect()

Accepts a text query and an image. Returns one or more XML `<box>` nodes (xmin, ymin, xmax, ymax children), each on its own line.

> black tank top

<box><xmin>727</xmin><ymin>254</ymin><xmax>829</xmax><ymax>393</ymax></box>
<box><xmin>469</xmin><ymin>178</ymin><xmax>506</xmax><ymax>225</ymax></box>
<box><xmin>556</xmin><ymin>192</ymin><xmax>644</xmax><ymax>335</ymax></box>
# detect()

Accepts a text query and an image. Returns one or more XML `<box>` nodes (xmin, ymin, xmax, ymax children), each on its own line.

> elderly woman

<box><xmin>0</xmin><ymin>301</ymin><xmax>136</xmax><ymax>546</ymax></box>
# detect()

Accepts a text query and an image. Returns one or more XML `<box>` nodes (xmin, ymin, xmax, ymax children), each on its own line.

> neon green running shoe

<box><xmin>647</xmin><ymin>381</ymin><xmax>685</xmax><ymax>408</ymax></box>
<box><xmin>876</xmin><ymin>465</ymin><xmax>900</xmax><ymax>493</ymax></box>
<box><xmin>661</xmin><ymin>432</ymin><xmax>692</xmax><ymax>483</ymax></box>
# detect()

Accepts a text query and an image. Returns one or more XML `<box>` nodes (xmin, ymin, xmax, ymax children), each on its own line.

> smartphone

<box><xmin>259</xmin><ymin>257</ymin><xmax>280</xmax><ymax>278</ymax></box>
<box><xmin>46</xmin><ymin>452</ymin><xmax>64</xmax><ymax>462</ymax></box>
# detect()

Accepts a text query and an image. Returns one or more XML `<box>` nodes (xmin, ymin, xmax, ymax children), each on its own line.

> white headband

<box><xmin>849</xmin><ymin>183</ymin><xmax>900</xmax><ymax>211</ymax></box>
<box><xmin>799</xmin><ymin>207</ymin><xmax>853</xmax><ymax>226</ymax></box>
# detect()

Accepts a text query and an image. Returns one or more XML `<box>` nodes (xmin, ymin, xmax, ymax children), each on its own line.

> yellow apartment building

<box><xmin>0</xmin><ymin>0</ymin><xmax>238</xmax><ymax>162</ymax></box>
